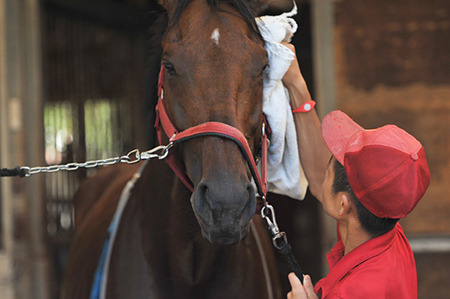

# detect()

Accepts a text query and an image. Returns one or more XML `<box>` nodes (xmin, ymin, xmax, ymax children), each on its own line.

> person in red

<box><xmin>281</xmin><ymin>43</ymin><xmax>431</xmax><ymax>299</ymax></box>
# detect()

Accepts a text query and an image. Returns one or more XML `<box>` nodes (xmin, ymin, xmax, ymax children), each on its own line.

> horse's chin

<box><xmin>190</xmin><ymin>185</ymin><xmax>256</xmax><ymax>245</ymax></box>
<box><xmin>200</xmin><ymin>224</ymin><xmax>250</xmax><ymax>245</ymax></box>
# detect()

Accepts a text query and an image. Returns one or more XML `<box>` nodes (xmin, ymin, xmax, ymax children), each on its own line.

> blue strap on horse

<box><xmin>90</xmin><ymin>221</ymin><xmax>115</xmax><ymax>299</ymax></box>
<box><xmin>90</xmin><ymin>165</ymin><xmax>145</xmax><ymax>299</ymax></box>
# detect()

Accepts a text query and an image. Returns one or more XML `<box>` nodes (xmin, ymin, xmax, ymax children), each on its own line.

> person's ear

<box><xmin>338</xmin><ymin>193</ymin><xmax>351</xmax><ymax>216</ymax></box>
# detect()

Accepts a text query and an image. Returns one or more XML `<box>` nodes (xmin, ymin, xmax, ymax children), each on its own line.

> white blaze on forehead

<box><xmin>211</xmin><ymin>28</ymin><xmax>220</xmax><ymax>45</ymax></box>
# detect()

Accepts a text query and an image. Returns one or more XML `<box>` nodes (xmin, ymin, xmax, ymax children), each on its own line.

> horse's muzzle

<box><xmin>191</xmin><ymin>179</ymin><xmax>256</xmax><ymax>245</ymax></box>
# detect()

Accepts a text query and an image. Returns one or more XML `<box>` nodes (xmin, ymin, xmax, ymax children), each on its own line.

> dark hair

<box><xmin>169</xmin><ymin>0</ymin><xmax>262</xmax><ymax>37</ymax></box>
<box><xmin>332</xmin><ymin>159</ymin><xmax>399</xmax><ymax>237</ymax></box>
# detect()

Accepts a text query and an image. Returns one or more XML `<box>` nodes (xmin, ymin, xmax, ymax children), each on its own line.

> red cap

<box><xmin>321</xmin><ymin>110</ymin><xmax>430</xmax><ymax>218</ymax></box>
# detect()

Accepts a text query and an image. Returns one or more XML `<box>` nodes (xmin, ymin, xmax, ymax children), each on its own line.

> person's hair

<box><xmin>332</xmin><ymin>159</ymin><xmax>399</xmax><ymax>237</ymax></box>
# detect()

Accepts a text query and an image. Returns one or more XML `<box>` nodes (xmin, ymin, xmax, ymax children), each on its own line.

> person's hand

<box><xmin>287</xmin><ymin>273</ymin><xmax>318</xmax><ymax>299</ymax></box>
<box><xmin>281</xmin><ymin>43</ymin><xmax>312</xmax><ymax>107</ymax></box>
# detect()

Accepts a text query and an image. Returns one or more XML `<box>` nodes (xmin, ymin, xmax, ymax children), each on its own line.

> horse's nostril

<box><xmin>197</xmin><ymin>181</ymin><xmax>210</xmax><ymax>205</ymax></box>
<box><xmin>199</xmin><ymin>182</ymin><xmax>208</xmax><ymax>196</ymax></box>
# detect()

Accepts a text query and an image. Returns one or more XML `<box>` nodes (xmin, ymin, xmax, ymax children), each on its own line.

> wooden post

<box><xmin>311</xmin><ymin>0</ymin><xmax>337</xmax><ymax>276</ymax></box>
<box><xmin>0</xmin><ymin>1</ymin><xmax>16</xmax><ymax>297</ymax></box>
<box><xmin>0</xmin><ymin>0</ymin><xmax>52</xmax><ymax>298</ymax></box>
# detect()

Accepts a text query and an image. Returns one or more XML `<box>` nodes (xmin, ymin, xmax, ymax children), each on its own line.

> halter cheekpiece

<box><xmin>154</xmin><ymin>65</ymin><xmax>268</xmax><ymax>199</ymax></box>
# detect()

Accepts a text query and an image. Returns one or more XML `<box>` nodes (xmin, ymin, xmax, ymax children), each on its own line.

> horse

<box><xmin>61</xmin><ymin>0</ymin><xmax>283</xmax><ymax>298</ymax></box>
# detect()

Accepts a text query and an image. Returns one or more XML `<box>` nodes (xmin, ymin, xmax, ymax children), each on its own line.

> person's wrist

<box><xmin>287</xmin><ymin>81</ymin><xmax>312</xmax><ymax>107</ymax></box>
<box><xmin>291</xmin><ymin>100</ymin><xmax>316</xmax><ymax>113</ymax></box>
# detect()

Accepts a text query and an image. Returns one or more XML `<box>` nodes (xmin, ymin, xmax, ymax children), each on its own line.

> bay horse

<box><xmin>61</xmin><ymin>0</ymin><xmax>283</xmax><ymax>298</ymax></box>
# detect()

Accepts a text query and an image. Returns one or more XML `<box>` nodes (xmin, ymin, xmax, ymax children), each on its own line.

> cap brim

<box><xmin>321</xmin><ymin>110</ymin><xmax>364</xmax><ymax>165</ymax></box>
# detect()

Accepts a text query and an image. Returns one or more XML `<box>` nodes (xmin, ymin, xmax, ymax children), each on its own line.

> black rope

<box><xmin>277</xmin><ymin>239</ymin><xmax>304</xmax><ymax>284</ymax></box>
<box><xmin>0</xmin><ymin>167</ymin><xmax>26</xmax><ymax>177</ymax></box>
<box><xmin>260</xmin><ymin>201</ymin><xmax>304</xmax><ymax>283</ymax></box>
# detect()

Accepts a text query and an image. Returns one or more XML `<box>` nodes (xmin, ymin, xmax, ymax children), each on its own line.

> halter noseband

<box><xmin>154</xmin><ymin>65</ymin><xmax>268</xmax><ymax>199</ymax></box>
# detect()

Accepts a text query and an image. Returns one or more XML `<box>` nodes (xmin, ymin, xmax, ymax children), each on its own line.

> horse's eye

<box><xmin>163</xmin><ymin>60</ymin><xmax>177</xmax><ymax>76</ymax></box>
<box><xmin>258</xmin><ymin>64</ymin><xmax>268</xmax><ymax>78</ymax></box>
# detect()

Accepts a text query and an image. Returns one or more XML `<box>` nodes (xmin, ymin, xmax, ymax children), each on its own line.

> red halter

<box><xmin>154</xmin><ymin>65</ymin><xmax>268</xmax><ymax>199</ymax></box>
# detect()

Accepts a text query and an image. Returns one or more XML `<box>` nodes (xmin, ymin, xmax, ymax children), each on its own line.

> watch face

<box><xmin>304</xmin><ymin>103</ymin><xmax>312</xmax><ymax>111</ymax></box>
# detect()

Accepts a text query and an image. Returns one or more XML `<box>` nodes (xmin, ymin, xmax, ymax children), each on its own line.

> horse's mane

<box><xmin>171</xmin><ymin>0</ymin><xmax>260</xmax><ymax>34</ymax></box>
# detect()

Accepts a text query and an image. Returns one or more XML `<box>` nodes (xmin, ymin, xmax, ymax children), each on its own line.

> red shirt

<box><xmin>314</xmin><ymin>223</ymin><xmax>417</xmax><ymax>298</ymax></box>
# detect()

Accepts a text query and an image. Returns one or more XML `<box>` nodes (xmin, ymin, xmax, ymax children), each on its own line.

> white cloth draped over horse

<box><xmin>256</xmin><ymin>3</ymin><xmax>308</xmax><ymax>200</ymax></box>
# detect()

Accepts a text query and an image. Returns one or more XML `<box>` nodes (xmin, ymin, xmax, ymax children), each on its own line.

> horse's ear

<box><xmin>254</xmin><ymin>0</ymin><xmax>294</xmax><ymax>16</ymax></box>
<box><xmin>252</xmin><ymin>0</ymin><xmax>269</xmax><ymax>15</ymax></box>
<box><xmin>158</xmin><ymin>0</ymin><xmax>177</xmax><ymax>17</ymax></box>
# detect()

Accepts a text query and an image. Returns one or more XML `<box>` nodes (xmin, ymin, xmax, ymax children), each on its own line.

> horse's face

<box><xmin>160</xmin><ymin>0</ymin><xmax>267</xmax><ymax>245</ymax></box>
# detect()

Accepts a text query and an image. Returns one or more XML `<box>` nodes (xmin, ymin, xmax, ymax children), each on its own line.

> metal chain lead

<box><xmin>21</xmin><ymin>143</ymin><xmax>173</xmax><ymax>177</ymax></box>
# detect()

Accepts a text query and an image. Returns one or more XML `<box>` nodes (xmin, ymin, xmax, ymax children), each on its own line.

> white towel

<box><xmin>256</xmin><ymin>4</ymin><xmax>308</xmax><ymax>200</ymax></box>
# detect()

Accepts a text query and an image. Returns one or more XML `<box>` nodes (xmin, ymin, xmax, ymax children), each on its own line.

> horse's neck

<box><xmin>110</xmin><ymin>160</ymin><xmax>281</xmax><ymax>298</ymax></box>
<box><xmin>137</xmin><ymin>160</ymin><xmax>221</xmax><ymax>285</ymax></box>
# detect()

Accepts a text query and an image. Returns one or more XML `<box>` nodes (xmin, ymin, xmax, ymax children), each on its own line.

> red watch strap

<box><xmin>292</xmin><ymin>100</ymin><xmax>316</xmax><ymax>113</ymax></box>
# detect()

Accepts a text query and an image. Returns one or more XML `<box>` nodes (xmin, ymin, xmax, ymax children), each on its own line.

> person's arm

<box><xmin>282</xmin><ymin>43</ymin><xmax>330</xmax><ymax>202</ymax></box>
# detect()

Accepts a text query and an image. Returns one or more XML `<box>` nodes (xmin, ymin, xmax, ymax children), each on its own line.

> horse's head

<box><xmin>158</xmin><ymin>0</ymin><xmax>268</xmax><ymax>245</ymax></box>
